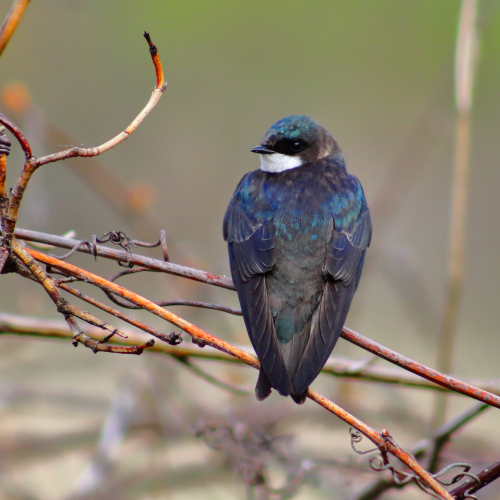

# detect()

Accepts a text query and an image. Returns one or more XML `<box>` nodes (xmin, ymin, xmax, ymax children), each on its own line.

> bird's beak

<box><xmin>251</xmin><ymin>146</ymin><xmax>275</xmax><ymax>154</ymax></box>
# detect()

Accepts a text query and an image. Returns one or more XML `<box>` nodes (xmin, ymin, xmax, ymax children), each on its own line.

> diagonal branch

<box><xmin>356</xmin><ymin>402</ymin><xmax>490</xmax><ymax>500</ymax></box>
<box><xmin>449</xmin><ymin>461</ymin><xmax>500</xmax><ymax>499</ymax></box>
<box><xmin>17</xmin><ymin>248</ymin><xmax>459</xmax><ymax>498</ymax></box>
<box><xmin>11</xmin><ymin>240</ymin><xmax>154</xmax><ymax>355</ymax></box>
<box><xmin>1</xmin><ymin>312</ymin><xmax>499</xmax><ymax>396</ymax></box>
<box><xmin>7</xmin><ymin>229</ymin><xmax>500</xmax><ymax>408</ymax></box>
<box><xmin>0</xmin><ymin>0</ymin><xmax>30</xmax><ymax>58</ymax></box>
<box><xmin>340</xmin><ymin>327</ymin><xmax>500</xmax><ymax>410</ymax></box>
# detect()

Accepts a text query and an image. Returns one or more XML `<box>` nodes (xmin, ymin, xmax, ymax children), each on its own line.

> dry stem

<box><xmin>435</xmin><ymin>0</ymin><xmax>478</xmax><ymax>428</ymax></box>
<box><xmin>2</xmin><ymin>312</ymin><xmax>499</xmax><ymax>397</ymax></box>
<box><xmin>0</xmin><ymin>32</ymin><xmax>166</xmax><ymax>259</ymax></box>
<box><xmin>0</xmin><ymin>0</ymin><xmax>30</xmax><ymax>57</ymax></box>
<box><xmin>11</xmin><ymin>247</ymin><xmax>468</xmax><ymax>498</ymax></box>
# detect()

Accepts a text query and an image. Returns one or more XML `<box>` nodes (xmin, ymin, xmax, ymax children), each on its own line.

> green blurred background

<box><xmin>1</xmin><ymin>1</ymin><xmax>500</xmax><ymax>499</ymax></box>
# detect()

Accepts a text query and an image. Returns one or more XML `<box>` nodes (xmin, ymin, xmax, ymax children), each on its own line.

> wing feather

<box><xmin>291</xmin><ymin>208</ymin><xmax>371</xmax><ymax>398</ymax></box>
<box><xmin>225</xmin><ymin>194</ymin><xmax>291</xmax><ymax>397</ymax></box>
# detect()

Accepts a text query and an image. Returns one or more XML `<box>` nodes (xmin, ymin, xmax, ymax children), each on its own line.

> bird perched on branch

<box><xmin>224</xmin><ymin>115</ymin><xmax>371</xmax><ymax>404</ymax></box>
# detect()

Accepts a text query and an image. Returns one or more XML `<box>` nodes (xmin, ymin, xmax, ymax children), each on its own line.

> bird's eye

<box><xmin>292</xmin><ymin>141</ymin><xmax>304</xmax><ymax>152</ymax></box>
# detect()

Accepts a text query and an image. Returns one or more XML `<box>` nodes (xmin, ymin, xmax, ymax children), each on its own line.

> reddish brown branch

<box><xmin>0</xmin><ymin>111</ymin><xmax>32</xmax><ymax>159</ymax></box>
<box><xmin>144</xmin><ymin>31</ymin><xmax>165</xmax><ymax>89</ymax></box>
<box><xmin>341</xmin><ymin>326</ymin><xmax>500</xmax><ymax>410</ymax></box>
<box><xmin>0</xmin><ymin>0</ymin><xmax>30</xmax><ymax>58</ymax></box>
<box><xmin>11</xmin><ymin>241</ymin><xmax>154</xmax><ymax>355</ymax></box>
<box><xmin>449</xmin><ymin>461</ymin><xmax>500</xmax><ymax>499</ymax></box>
<box><xmin>59</xmin><ymin>282</ymin><xmax>180</xmax><ymax>344</ymax></box>
<box><xmin>307</xmin><ymin>392</ymin><xmax>452</xmax><ymax>499</ymax></box>
<box><xmin>10</xmin><ymin>228</ymin><xmax>500</xmax><ymax>408</ymax></box>
<box><xmin>23</xmin><ymin>248</ymin><xmax>453</xmax><ymax>498</ymax></box>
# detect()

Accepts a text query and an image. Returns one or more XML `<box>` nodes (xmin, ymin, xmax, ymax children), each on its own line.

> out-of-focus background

<box><xmin>1</xmin><ymin>1</ymin><xmax>500</xmax><ymax>499</ymax></box>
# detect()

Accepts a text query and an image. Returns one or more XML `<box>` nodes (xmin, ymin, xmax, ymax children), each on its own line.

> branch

<box><xmin>17</xmin><ymin>249</ymin><xmax>458</xmax><ymax>498</ymax></box>
<box><xmin>8</xmin><ymin>229</ymin><xmax>500</xmax><ymax>409</ymax></box>
<box><xmin>449</xmin><ymin>461</ymin><xmax>500</xmax><ymax>499</ymax></box>
<box><xmin>11</xmin><ymin>241</ymin><xmax>154</xmax><ymax>355</ymax></box>
<box><xmin>11</xmin><ymin>227</ymin><xmax>235</xmax><ymax>289</ymax></box>
<box><xmin>341</xmin><ymin>326</ymin><xmax>500</xmax><ymax>410</ymax></box>
<box><xmin>58</xmin><ymin>282</ymin><xmax>185</xmax><ymax>345</ymax></box>
<box><xmin>0</xmin><ymin>312</ymin><xmax>235</xmax><ymax>362</ymax></box>
<box><xmin>356</xmin><ymin>402</ymin><xmax>490</xmax><ymax>500</ymax></box>
<box><xmin>33</xmin><ymin>35</ymin><xmax>165</xmax><ymax>168</ymax></box>
<box><xmin>0</xmin><ymin>0</ymin><xmax>30</xmax><ymax>57</ymax></box>
<box><xmin>2</xmin><ymin>312</ymin><xmax>499</xmax><ymax>396</ymax></box>
<box><xmin>0</xmin><ymin>32</ymin><xmax>166</xmax><ymax>260</ymax></box>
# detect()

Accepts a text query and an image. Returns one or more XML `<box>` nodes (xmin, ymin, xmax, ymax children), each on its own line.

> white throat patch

<box><xmin>259</xmin><ymin>153</ymin><xmax>303</xmax><ymax>173</ymax></box>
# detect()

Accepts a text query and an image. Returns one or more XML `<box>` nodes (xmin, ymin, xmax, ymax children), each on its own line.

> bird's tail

<box><xmin>255</xmin><ymin>368</ymin><xmax>273</xmax><ymax>400</ymax></box>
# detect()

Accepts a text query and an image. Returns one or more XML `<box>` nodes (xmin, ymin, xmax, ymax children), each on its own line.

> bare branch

<box><xmin>2</xmin><ymin>312</ymin><xmax>499</xmax><ymax>397</ymax></box>
<box><xmin>449</xmin><ymin>461</ymin><xmax>500</xmax><ymax>499</ymax></box>
<box><xmin>18</xmin><ymin>248</ymin><xmax>460</xmax><ymax>498</ymax></box>
<box><xmin>176</xmin><ymin>358</ymin><xmax>251</xmax><ymax>395</ymax></box>
<box><xmin>0</xmin><ymin>33</ymin><xmax>166</xmax><ymax>257</ymax></box>
<box><xmin>356</xmin><ymin>403</ymin><xmax>490</xmax><ymax>500</ymax></box>
<box><xmin>8</xmin><ymin>234</ymin><xmax>500</xmax><ymax>409</ymax></box>
<box><xmin>59</xmin><ymin>282</ymin><xmax>183</xmax><ymax>344</ymax></box>
<box><xmin>0</xmin><ymin>0</ymin><xmax>30</xmax><ymax>58</ymax></box>
<box><xmin>11</xmin><ymin>240</ymin><xmax>154</xmax><ymax>355</ymax></box>
<box><xmin>341</xmin><ymin>326</ymin><xmax>500</xmax><ymax>410</ymax></box>
<box><xmin>11</xmin><ymin>227</ymin><xmax>235</xmax><ymax>289</ymax></box>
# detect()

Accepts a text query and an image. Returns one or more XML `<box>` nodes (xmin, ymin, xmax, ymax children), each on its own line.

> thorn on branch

<box><xmin>98</xmin><ymin>330</ymin><xmax>119</xmax><ymax>345</ymax></box>
<box><xmin>192</xmin><ymin>336</ymin><xmax>207</xmax><ymax>348</ymax></box>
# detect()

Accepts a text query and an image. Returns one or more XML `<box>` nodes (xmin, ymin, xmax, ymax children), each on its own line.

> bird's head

<box><xmin>251</xmin><ymin>115</ymin><xmax>339</xmax><ymax>173</ymax></box>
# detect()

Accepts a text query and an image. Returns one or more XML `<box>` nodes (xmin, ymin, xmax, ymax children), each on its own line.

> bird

<box><xmin>223</xmin><ymin>115</ymin><xmax>371</xmax><ymax>404</ymax></box>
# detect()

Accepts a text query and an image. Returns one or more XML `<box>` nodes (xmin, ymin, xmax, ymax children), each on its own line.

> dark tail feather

<box><xmin>255</xmin><ymin>369</ymin><xmax>272</xmax><ymax>401</ymax></box>
<box><xmin>291</xmin><ymin>389</ymin><xmax>308</xmax><ymax>405</ymax></box>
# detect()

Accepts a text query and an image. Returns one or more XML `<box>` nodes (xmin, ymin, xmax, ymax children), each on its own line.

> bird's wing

<box><xmin>223</xmin><ymin>179</ymin><xmax>291</xmax><ymax>397</ymax></box>
<box><xmin>292</xmin><ymin>204</ymin><xmax>372</xmax><ymax>400</ymax></box>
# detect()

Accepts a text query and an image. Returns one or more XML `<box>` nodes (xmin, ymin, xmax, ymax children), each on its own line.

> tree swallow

<box><xmin>223</xmin><ymin>115</ymin><xmax>371</xmax><ymax>404</ymax></box>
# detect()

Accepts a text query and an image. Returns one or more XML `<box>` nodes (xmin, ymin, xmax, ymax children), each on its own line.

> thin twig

<box><xmin>0</xmin><ymin>32</ymin><xmax>166</xmax><ymax>256</ymax></box>
<box><xmin>0</xmin><ymin>0</ymin><xmax>30</xmax><ymax>57</ymax></box>
<box><xmin>11</xmin><ymin>241</ymin><xmax>154</xmax><ymax>355</ymax></box>
<box><xmin>176</xmin><ymin>358</ymin><xmax>250</xmax><ymax>396</ymax></box>
<box><xmin>1</xmin><ymin>312</ymin><xmax>499</xmax><ymax>396</ymax></box>
<box><xmin>105</xmin><ymin>291</ymin><xmax>243</xmax><ymax>315</ymax></box>
<box><xmin>58</xmin><ymin>282</ymin><xmax>183</xmax><ymax>344</ymax></box>
<box><xmin>10</xmin><ymin>227</ymin><xmax>235</xmax><ymax>289</ymax></box>
<box><xmin>356</xmin><ymin>402</ymin><xmax>490</xmax><ymax>500</ymax></box>
<box><xmin>426</xmin><ymin>403</ymin><xmax>489</xmax><ymax>473</ymax></box>
<box><xmin>449</xmin><ymin>461</ymin><xmax>500</xmax><ymax>499</ymax></box>
<box><xmin>13</xmin><ymin>249</ymin><xmax>464</xmax><ymax>498</ymax></box>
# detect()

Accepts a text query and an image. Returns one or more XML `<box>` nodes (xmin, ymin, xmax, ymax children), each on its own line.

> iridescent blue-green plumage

<box><xmin>223</xmin><ymin>116</ymin><xmax>371</xmax><ymax>404</ymax></box>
